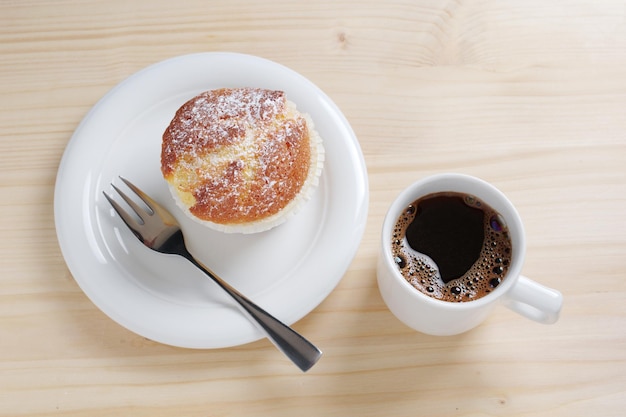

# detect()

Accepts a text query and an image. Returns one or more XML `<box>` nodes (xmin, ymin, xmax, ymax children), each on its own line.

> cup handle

<box><xmin>501</xmin><ymin>275</ymin><xmax>563</xmax><ymax>324</ymax></box>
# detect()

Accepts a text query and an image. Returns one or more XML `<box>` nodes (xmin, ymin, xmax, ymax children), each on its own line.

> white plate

<box><xmin>54</xmin><ymin>53</ymin><xmax>369</xmax><ymax>348</ymax></box>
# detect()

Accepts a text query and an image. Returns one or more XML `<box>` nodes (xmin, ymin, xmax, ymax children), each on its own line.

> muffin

<box><xmin>161</xmin><ymin>87</ymin><xmax>324</xmax><ymax>233</ymax></box>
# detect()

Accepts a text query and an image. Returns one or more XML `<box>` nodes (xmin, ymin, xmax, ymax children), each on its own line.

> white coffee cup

<box><xmin>377</xmin><ymin>173</ymin><xmax>563</xmax><ymax>336</ymax></box>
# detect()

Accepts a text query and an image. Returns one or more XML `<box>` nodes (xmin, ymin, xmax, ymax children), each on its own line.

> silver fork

<box><xmin>103</xmin><ymin>177</ymin><xmax>322</xmax><ymax>372</ymax></box>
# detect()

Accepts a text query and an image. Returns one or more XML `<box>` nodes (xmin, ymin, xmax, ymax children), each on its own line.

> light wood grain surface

<box><xmin>1</xmin><ymin>0</ymin><xmax>625</xmax><ymax>416</ymax></box>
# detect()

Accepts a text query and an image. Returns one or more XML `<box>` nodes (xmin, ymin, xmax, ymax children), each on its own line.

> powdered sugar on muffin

<box><xmin>161</xmin><ymin>87</ymin><xmax>324</xmax><ymax>233</ymax></box>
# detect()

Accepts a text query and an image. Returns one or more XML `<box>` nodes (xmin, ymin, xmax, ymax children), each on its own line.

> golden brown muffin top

<box><xmin>161</xmin><ymin>88</ymin><xmax>311</xmax><ymax>225</ymax></box>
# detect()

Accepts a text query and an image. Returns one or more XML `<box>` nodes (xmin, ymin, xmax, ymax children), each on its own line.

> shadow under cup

<box><xmin>376</xmin><ymin>174</ymin><xmax>559</xmax><ymax>336</ymax></box>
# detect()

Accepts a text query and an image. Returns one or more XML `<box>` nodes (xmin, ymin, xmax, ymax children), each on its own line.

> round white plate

<box><xmin>54</xmin><ymin>53</ymin><xmax>369</xmax><ymax>348</ymax></box>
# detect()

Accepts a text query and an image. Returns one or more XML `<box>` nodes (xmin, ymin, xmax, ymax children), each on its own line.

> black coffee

<box><xmin>391</xmin><ymin>192</ymin><xmax>512</xmax><ymax>302</ymax></box>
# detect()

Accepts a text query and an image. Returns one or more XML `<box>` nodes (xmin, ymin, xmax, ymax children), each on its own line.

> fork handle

<box><xmin>186</xmin><ymin>256</ymin><xmax>323</xmax><ymax>372</ymax></box>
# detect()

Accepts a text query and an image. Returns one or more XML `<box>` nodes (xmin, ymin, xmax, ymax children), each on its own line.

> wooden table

<box><xmin>2</xmin><ymin>1</ymin><xmax>625</xmax><ymax>415</ymax></box>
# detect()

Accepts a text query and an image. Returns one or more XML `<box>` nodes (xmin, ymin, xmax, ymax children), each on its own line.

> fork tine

<box><xmin>102</xmin><ymin>190</ymin><xmax>143</xmax><ymax>236</ymax></box>
<box><xmin>110</xmin><ymin>183</ymin><xmax>151</xmax><ymax>224</ymax></box>
<box><xmin>119</xmin><ymin>177</ymin><xmax>178</xmax><ymax>226</ymax></box>
<box><xmin>119</xmin><ymin>177</ymin><xmax>158</xmax><ymax>213</ymax></box>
